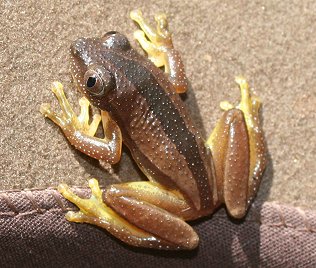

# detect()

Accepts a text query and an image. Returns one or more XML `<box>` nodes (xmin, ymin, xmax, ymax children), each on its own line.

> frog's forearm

<box><xmin>63</xmin><ymin>126</ymin><xmax>121</xmax><ymax>164</ymax></box>
<box><xmin>40</xmin><ymin>82</ymin><xmax>122</xmax><ymax>164</ymax></box>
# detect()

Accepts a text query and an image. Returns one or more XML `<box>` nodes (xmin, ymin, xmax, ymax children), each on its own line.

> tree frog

<box><xmin>40</xmin><ymin>10</ymin><xmax>266</xmax><ymax>250</ymax></box>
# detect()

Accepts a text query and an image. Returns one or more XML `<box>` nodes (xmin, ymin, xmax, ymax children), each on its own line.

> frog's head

<box><xmin>69</xmin><ymin>31</ymin><xmax>131</xmax><ymax>109</ymax></box>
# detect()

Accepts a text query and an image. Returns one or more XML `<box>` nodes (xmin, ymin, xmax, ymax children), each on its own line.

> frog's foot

<box><xmin>40</xmin><ymin>82</ymin><xmax>101</xmax><ymax>136</ymax></box>
<box><xmin>206</xmin><ymin>77</ymin><xmax>267</xmax><ymax>218</ymax></box>
<box><xmin>58</xmin><ymin>179</ymin><xmax>106</xmax><ymax>222</ymax></box>
<box><xmin>220</xmin><ymin>76</ymin><xmax>262</xmax><ymax>128</ymax></box>
<box><xmin>58</xmin><ymin>179</ymin><xmax>198</xmax><ymax>250</ymax></box>
<box><xmin>130</xmin><ymin>9</ymin><xmax>172</xmax><ymax>67</ymax></box>
<box><xmin>130</xmin><ymin>10</ymin><xmax>188</xmax><ymax>93</ymax></box>
<box><xmin>40</xmin><ymin>82</ymin><xmax>122</xmax><ymax>163</ymax></box>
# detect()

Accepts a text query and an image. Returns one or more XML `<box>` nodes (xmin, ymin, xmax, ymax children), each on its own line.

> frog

<box><xmin>40</xmin><ymin>10</ymin><xmax>266</xmax><ymax>250</ymax></box>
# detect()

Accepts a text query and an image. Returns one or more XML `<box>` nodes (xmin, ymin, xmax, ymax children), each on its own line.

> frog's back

<box><xmin>101</xmin><ymin>49</ymin><xmax>216</xmax><ymax>212</ymax></box>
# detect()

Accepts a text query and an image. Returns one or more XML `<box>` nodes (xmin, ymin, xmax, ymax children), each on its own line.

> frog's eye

<box><xmin>84</xmin><ymin>67</ymin><xmax>115</xmax><ymax>95</ymax></box>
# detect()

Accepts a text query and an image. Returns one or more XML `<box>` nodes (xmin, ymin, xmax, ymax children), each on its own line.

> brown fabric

<box><xmin>1</xmin><ymin>0</ymin><xmax>315</xmax><ymax>210</ymax></box>
<box><xmin>0</xmin><ymin>188</ymin><xmax>315</xmax><ymax>267</ymax></box>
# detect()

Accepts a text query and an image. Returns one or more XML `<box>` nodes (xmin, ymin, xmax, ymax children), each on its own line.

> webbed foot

<box><xmin>58</xmin><ymin>179</ymin><xmax>112</xmax><ymax>222</ymax></box>
<box><xmin>40</xmin><ymin>82</ymin><xmax>122</xmax><ymax>163</ymax></box>
<box><xmin>40</xmin><ymin>82</ymin><xmax>101</xmax><ymax>136</ymax></box>
<box><xmin>130</xmin><ymin>10</ymin><xmax>188</xmax><ymax>93</ymax></box>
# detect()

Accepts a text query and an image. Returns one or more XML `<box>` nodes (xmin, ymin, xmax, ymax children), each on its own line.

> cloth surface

<box><xmin>0</xmin><ymin>0</ymin><xmax>315</xmax><ymax>266</ymax></box>
<box><xmin>0</xmin><ymin>0</ymin><xmax>315</xmax><ymax>209</ymax></box>
<box><xmin>0</xmin><ymin>188</ymin><xmax>315</xmax><ymax>267</ymax></box>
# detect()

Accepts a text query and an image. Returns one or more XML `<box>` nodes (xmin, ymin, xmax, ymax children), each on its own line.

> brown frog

<box><xmin>40</xmin><ymin>10</ymin><xmax>266</xmax><ymax>250</ymax></box>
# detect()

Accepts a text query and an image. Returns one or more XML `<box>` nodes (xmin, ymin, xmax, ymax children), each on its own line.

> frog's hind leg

<box><xmin>58</xmin><ymin>179</ymin><xmax>169</xmax><ymax>249</ymax></box>
<box><xmin>40</xmin><ymin>82</ymin><xmax>122</xmax><ymax>164</ymax></box>
<box><xmin>130</xmin><ymin>10</ymin><xmax>188</xmax><ymax>93</ymax></box>
<box><xmin>205</xmin><ymin>77</ymin><xmax>267</xmax><ymax>218</ymax></box>
<box><xmin>58</xmin><ymin>179</ymin><xmax>199</xmax><ymax>250</ymax></box>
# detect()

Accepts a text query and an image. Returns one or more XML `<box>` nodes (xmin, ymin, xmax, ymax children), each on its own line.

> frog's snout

<box><xmin>70</xmin><ymin>38</ymin><xmax>86</xmax><ymax>57</ymax></box>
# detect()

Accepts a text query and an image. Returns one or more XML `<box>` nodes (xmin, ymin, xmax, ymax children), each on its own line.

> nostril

<box><xmin>70</xmin><ymin>44</ymin><xmax>77</xmax><ymax>56</ymax></box>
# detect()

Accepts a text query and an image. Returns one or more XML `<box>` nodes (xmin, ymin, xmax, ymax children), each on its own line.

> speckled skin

<box><xmin>70</xmin><ymin>33</ymin><xmax>215</xmax><ymax>214</ymax></box>
<box><xmin>40</xmin><ymin>12</ymin><xmax>267</xmax><ymax>250</ymax></box>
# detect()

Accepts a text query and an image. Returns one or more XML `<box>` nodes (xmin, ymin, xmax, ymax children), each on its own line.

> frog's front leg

<box><xmin>130</xmin><ymin>10</ymin><xmax>188</xmax><ymax>93</ymax></box>
<box><xmin>40</xmin><ymin>82</ymin><xmax>122</xmax><ymax>164</ymax></box>
<box><xmin>58</xmin><ymin>179</ymin><xmax>199</xmax><ymax>250</ymax></box>
<box><xmin>206</xmin><ymin>77</ymin><xmax>267</xmax><ymax>218</ymax></box>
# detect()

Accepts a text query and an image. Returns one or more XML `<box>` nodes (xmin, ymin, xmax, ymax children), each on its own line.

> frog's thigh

<box><xmin>105</xmin><ymin>181</ymin><xmax>198</xmax><ymax>220</ymax></box>
<box><xmin>40</xmin><ymin>82</ymin><xmax>122</xmax><ymax>164</ymax></box>
<box><xmin>59</xmin><ymin>179</ymin><xmax>198</xmax><ymax>250</ymax></box>
<box><xmin>206</xmin><ymin>109</ymin><xmax>250</xmax><ymax>218</ymax></box>
<box><xmin>104</xmin><ymin>182</ymin><xmax>199</xmax><ymax>249</ymax></box>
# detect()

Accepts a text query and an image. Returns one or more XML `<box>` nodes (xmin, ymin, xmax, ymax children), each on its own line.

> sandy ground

<box><xmin>0</xmin><ymin>0</ymin><xmax>315</xmax><ymax>210</ymax></box>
